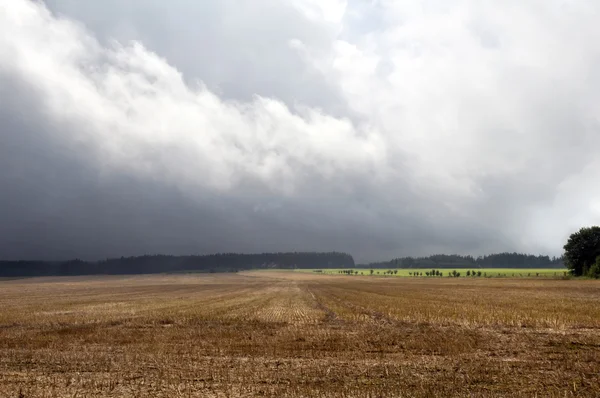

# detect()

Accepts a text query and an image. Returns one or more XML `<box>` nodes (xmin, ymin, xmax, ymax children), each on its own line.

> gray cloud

<box><xmin>1</xmin><ymin>0</ymin><xmax>599</xmax><ymax>262</ymax></box>
<box><xmin>43</xmin><ymin>0</ymin><xmax>349</xmax><ymax>116</ymax></box>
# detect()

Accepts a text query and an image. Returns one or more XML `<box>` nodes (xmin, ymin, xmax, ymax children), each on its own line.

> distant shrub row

<box><xmin>312</xmin><ymin>269</ymin><xmax>571</xmax><ymax>278</ymax></box>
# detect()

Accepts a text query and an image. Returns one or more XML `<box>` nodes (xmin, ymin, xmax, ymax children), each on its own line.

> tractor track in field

<box><xmin>308</xmin><ymin>284</ymin><xmax>406</xmax><ymax>327</ymax></box>
<box><xmin>306</xmin><ymin>286</ymin><xmax>342</xmax><ymax>325</ymax></box>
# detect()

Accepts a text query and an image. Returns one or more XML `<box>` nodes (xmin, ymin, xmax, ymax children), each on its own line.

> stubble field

<box><xmin>0</xmin><ymin>271</ymin><xmax>599</xmax><ymax>397</ymax></box>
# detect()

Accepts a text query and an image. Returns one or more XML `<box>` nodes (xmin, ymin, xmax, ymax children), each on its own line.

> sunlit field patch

<box><xmin>296</xmin><ymin>268</ymin><xmax>568</xmax><ymax>278</ymax></box>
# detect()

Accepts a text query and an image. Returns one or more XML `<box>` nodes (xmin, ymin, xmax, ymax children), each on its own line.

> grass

<box><xmin>298</xmin><ymin>267</ymin><xmax>568</xmax><ymax>277</ymax></box>
<box><xmin>0</xmin><ymin>272</ymin><xmax>598</xmax><ymax>397</ymax></box>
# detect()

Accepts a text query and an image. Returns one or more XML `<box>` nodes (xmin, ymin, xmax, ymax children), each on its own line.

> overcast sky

<box><xmin>1</xmin><ymin>0</ymin><xmax>599</xmax><ymax>262</ymax></box>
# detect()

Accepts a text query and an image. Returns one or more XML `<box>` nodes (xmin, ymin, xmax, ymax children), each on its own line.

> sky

<box><xmin>1</xmin><ymin>0</ymin><xmax>599</xmax><ymax>263</ymax></box>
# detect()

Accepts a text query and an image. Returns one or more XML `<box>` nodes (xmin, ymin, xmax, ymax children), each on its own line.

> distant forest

<box><xmin>0</xmin><ymin>252</ymin><xmax>355</xmax><ymax>277</ymax></box>
<box><xmin>0</xmin><ymin>251</ymin><xmax>565</xmax><ymax>277</ymax></box>
<box><xmin>362</xmin><ymin>253</ymin><xmax>565</xmax><ymax>269</ymax></box>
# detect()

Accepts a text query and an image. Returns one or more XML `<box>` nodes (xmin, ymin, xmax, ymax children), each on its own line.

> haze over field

<box><xmin>1</xmin><ymin>0</ymin><xmax>600</xmax><ymax>262</ymax></box>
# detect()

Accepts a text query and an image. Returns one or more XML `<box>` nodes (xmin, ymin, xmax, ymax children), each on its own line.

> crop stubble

<box><xmin>0</xmin><ymin>272</ymin><xmax>599</xmax><ymax>397</ymax></box>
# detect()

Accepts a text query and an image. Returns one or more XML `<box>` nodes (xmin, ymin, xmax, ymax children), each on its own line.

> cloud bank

<box><xmin>1</xmin><ymin>0</ymin><xmax>599</xmax><ymax>262</ymax></box>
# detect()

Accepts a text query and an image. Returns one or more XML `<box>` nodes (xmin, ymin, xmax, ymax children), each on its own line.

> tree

<box><xmin>588</xmin><ymin>256</ymin><xmax>600</xmax><ymax>279</ymax></box>
<box><xmin>563</xmin><ymin>226</ymin><xmax>600</xmax><ymax>276</ymax></box>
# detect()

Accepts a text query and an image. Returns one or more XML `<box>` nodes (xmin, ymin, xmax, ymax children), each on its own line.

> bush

<box><xmin>587</xmin><ymin>256</ymin><xmax>600</xmax><ymax>279</ymax></box>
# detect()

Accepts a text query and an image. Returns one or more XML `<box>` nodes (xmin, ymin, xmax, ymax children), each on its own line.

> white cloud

<box><xmin>291</xmin><ymin>0</ymin><xmax>347</xmax><ymax>24</ymax></box>
<box><xmin>1</xmin><ymin>0</ymin><xmax>386</xmax><ymax>196</ymax></box>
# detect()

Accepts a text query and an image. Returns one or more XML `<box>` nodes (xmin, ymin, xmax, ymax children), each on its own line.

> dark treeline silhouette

<box><xmin>0</xmin><ymin>252</ymin><xmax>355</xmax><ymax>277</ymax></box>
<box><xmin>362</xmin><ymin>253</ymin><xmax>565</xmax><ymax>269</ymax></box>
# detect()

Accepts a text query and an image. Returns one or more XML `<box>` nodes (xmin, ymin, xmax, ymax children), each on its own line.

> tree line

<box><xmin>362</xmin><ymin>252</ymin><xmax>564</xmax><ymax>269</ymax></box>
<box><xmin>0</xmin><ymin>252</ymin><xmax>355</xmax><ymax>277</ymax></box>
<box><xmin>0</xmin><ymin>250</ymin><xmax>576</xmax><ymax>278</ymax></box>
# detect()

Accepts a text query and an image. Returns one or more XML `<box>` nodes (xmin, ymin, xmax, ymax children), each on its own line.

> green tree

<box><xmin>563</xmin><ymin>226</ymin><xmax>600</xmax><ymax>276</ymax></box>
<box><xmin>588</xmin><ymin>256</ymin><xmax>600</xmax><ymax>279</ymax></box>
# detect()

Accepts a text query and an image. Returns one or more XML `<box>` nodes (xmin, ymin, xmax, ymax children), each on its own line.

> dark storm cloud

<box><xmin>1</xmin><ymin>0</ymin><xmax>600</xmax><ymax>263</ymax></box>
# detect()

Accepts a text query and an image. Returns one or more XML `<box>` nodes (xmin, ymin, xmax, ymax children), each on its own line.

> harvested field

<box><xmin>0</xmin><ymin>272</ymin><xmax>599</xmax><ymax>397</ymax></box>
